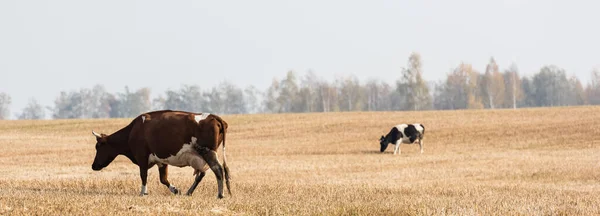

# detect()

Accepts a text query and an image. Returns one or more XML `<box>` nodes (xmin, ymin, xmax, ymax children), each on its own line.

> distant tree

<box><xmin>244</xmin><ymin>85</ymin><xmax>262</xmax><ymax>114</ymax></box>
<box><xmin>219</xmin><ymin>81</ymin><xmax>246</xmax><ymax>114</ymax></box>
<box><xmin>159</xmin><ymin>89</ymin><xmax>183</xmax><ymax>110</ymax></box>
<box><xmin>481</xmin><ymin>58</ymin><xmax>505</xmax><ymax>109</ymax></box>
<box><xmin>111</xmin><ymin>87</ymin><xmax>152</xmax><ymax>118</ymax></box>
<box><xmin>432</xmin><ymin>81</ymin><xmax>451</xmax><ymax>110</ymax></box>
<box><xmin>179</xmin><ymin>85</ymin><xmax>206</xmax><ymax>112</ymax></box>
<box><xmin>263</xmin><ymin>78</ymin><xmax>281</xmax><ymax>113</ymax></box>
<box><xmin>502</xmin><ymin>64</ymin><xmax>523</xmax><ymax>109</ymax></box>
<box><xmin>154</xmin><ymin>85</ymin><xmax>204</xmax><ymax>112</ymax></box>
<box><xmin>52</xmin><ymin>90</ymin><xmax>84</xmax><ymax>119</ymax></box>
<box><xmin>93</xmin><ymin>85</ymin><xmax>113</xmax><ymax>118</ymax></box>
<box><xmin>520</xmin><ymin>77</ymin><xmax>536</xmax><ymax>107</ymax></box>
<box><xmin>152</xmin><ymin>95</ymin><xmax>167</xmax><ymax>111</ymax></box>
<box><xmin>79</xmin><ymin>85</ymin><xmax>112</xmax><ymax>118</ymax></box>
<box><xmin>568</xmin><ymin>76</ymin><xmax>586</xmax><ymax>106</ymax></box>
<box><xmin>586</xmin><ymin>68</ymin><xmax>600</xmax><ymax>105</ymax></box>
<box><xmin>397</xmin><ymin>53</ymin><xmax>431</xmax><ymax>111</ymax></box>
<box><xmin>51</xmin><ymin>86</ymin><xmax>113</xmax><ymax>119</ymax></box>
<box><xmin>18</xmin><ymin>98</ymin><xmax>45</xmax><ymax>120</ymax></box>
<box><xmin>297</xmin><ymin>71</ymin><xmax>320</xmax><ymax>112</ymax></box>
<box><xmin>365</xmin><ymin>79</ymin><xmax>393</xmax><ymax>111</ymax></box>
<box><xmin>336</xmin><ymin>75</ymin><xmax>362</xmax><ymax>111</ymax></box>
<box><xmin>437</xmin><ymin>63</ymin><xmax>483</xmax><ymax>110</ymax></box>
<box><xmin>466</xmin><ymin>67</ymin><xmax>483</xmax><ymax>109</ymax></box>
<box><xmin>532</xmin><ymin>66</ymin><xmax>570</xmax><ymax>107</ymax></box>
<box><xmin>279</xmin><ymin>71</ymin><xmax>300</xmax><ymax>113</ymax></box>
<box><xmin>107</xmin><ymin>93</ymin><xmax>123</xmax><ymax>118</ymax></box>
<box><xmin>316</xmin><ymin>80</ymin><xmax>338</xmax><ymax>112</ymax></box>
<box><xmin>0</xmin><ymin>92</ymin><xmax>11</xmax><ymax>120</ymax></box>
<box><xmin>204</xmin><ymin>86</ymin><xmax>225</xmax><ymax>114</ymax></box>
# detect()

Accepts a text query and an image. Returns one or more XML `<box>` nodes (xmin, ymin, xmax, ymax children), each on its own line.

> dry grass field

<box><xmin>1</xmin><ymin>106</ymin><xmax>599</xmax><ymax>215</ymax></box>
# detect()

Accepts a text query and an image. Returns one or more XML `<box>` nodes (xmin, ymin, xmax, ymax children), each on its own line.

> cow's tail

<box><xmin>216</xmin><ymin>116</ymin><xmax>232</xmax><ymax>196</ymax></box>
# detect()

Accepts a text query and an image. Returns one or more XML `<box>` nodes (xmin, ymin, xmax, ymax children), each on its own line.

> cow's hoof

<box><xmin>217</xmin><ymin>194</ymin><xmax>224</xmax><ymax>199</ymax></box>
<box><xmin>139</xmin><ymin>193</ymin><xmax>148</xmax><ymax>196</ymax></box>
<box><xmin>169</xmin><ymin>186</ymin><xmax>180</xmax><ymax>195</ymax></box>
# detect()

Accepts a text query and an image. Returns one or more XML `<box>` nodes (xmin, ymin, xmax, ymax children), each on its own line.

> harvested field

<box><xmin>1</xmin><ymin>106</ymin><xmax>599</xmax><ymax>215</ymax></box>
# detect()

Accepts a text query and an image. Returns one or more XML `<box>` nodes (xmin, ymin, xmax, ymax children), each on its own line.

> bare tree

<box><xmin>263</xmin><ymin>78</ymin><xmax>281</xmax><ymax>113</ymax></box>
<box><xmin>297</xmin><ymin>70</ymin><xmax>320</xmax><ymax>112</ymax></box>
<box><xmin>586</xmin><ymin>68</ymin><xmax>600</xmax><ymax>105</ymax></box>
<box><xmin>365</xmin><ymin>79</ymin><xmax>393</xmax><ymax>111</ymax></box>
<box><xmin>568</xmin><ymin>76</ymin><xmax>586</xmax><ymax>106</ymax></box>
<box><xmin>316</xmin><ymin>80</ymin><xmax>338</xmax><ymax>112</ymax></box>
<box><xmin>244</xmin><ymin>85</ymin><xmax>262</xmax><ymax>114</ymax></box>
<box><xmin>18</xmin><ymin>98</ymin><xmax>45</xmax><ymax>119</ymax></box>
<box><xmin>112</xmin><ymin>87</ymin><xmax>152</xmax><ymax>118</ymax></box>
<box><xmin>436</xmin><ymin>63</ymin><xmax>482</xmax><ymax>110</ymax></box>
<box><xmin>279</xmin><ymin>71</ymin><xmax>300</xmax><ymax>113</ymax></box>
<box><xmin>481</xmin><ymin>58</ymin><xmax>505</xmax><ymax>109</ymax></box>
<box><xmin>219</xmin><ymin>81</ymin><xmax>246</xmax><ymax>114</ymax></box>
<box><xmin>52</xmin><ymin>91</ymin><xmax>84</xmax><ymax>119</ymax></box>
<box><xmin>336</xmin><ymin>75</ymin><xmax>362</xmax><ymax>111</ymax></box>
<box><xmin>532</xmin><ymin>66</ymin><xmax>570</xmax><ymax>107</ymax></box>
<box><xmin>503</xmin><ymin>64</ymin><xmax>523</xmax><ymax>109</ymax></box>
<box><xmin>397</xmin><ymin>52</ymin><xmax>431</xmax><ymax>111</ymax></box>
<box><xmin>0</xmin><ymin>93</ymin><xmax>11</xmax><ymax>120</ymax></box>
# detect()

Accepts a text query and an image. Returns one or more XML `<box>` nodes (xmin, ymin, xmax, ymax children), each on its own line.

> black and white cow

<box><xmin>379</xmin><ymin>124</ymin><xmax>425</xmax><ymax>155</ymax></box>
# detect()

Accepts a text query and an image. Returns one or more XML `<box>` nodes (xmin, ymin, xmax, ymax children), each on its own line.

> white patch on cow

<box><xmin>141</xmin><ymin>116</ymin><xmax>146</xmax><ymax>123</ymax></box>
<box><xmin>394</xmin><ymin>124</ymin><xmax>408</xmax><ymax>132</ymax></box>
<box><xmin>393</xmin><ymin>124</ymin><xmax>417</xmax><ymax>144</ymax></box>
<box><xmin>140</xmin><ymin>185</ymin><xmax>148</xmax><ymax>195</ymax></box>
<box><xmin>413</xmin><ymin>123</ymin><xmax>424</xmax><ymax>133</ymax></box>
<box><xmin>194</xmin><ymin>113</ymin><xmax>211</xmax><ymax>123</ymax></box>
<box><xmin>148</xmin><ymin>137</ymin><xmax>210</xmax><ymax>173</ymax></box>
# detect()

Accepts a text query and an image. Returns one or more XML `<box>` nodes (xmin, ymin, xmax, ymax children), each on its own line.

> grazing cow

<box><xmin>90</xmin><ymin>110</ymin><xmax>231</xmax><ymax>198</ymax></box>
<box><xmin>379</xmin><ymin>124</ymin><xmax>425</xmax><ymax>155</ymax></box>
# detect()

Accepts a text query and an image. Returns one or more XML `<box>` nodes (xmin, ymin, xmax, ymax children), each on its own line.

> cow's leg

<box><xmin>203</xmin><ymin>150</ymin><xmax>225</xmax><ymax>199</ymax></box>
<box><xmin>139</xmin><ymin>165</ymin><xmax>149</xmax><ymax>196</ymax></box>
<box><xmin>418</xmin><ymin>133</ymin><xmax>424</xmax><ymax>154</ymax></box>
<box><xmin>158</xmin><ymin>164</ymin><xmax>179</xmax><ymax>195</ymax></box>
<box><xmin>186</xmin><ymin>171</ymin><xmax>206</xmax><ymax>196</ymax></box>
<box><xmin>394</xmin><ymin>141</ymin><xmax>401</xmax><ymax>155</ymax></box>
<box><xmin>136</xmin><ymin>155</ymin><xmax>152</xmax><ymax>196</ymax></box>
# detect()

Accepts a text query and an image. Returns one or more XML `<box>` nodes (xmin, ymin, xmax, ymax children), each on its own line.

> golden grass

<box><xmin>1</xmin><ymin>106</ymin><xmax>599</xmax><ymax>215</ymax></box>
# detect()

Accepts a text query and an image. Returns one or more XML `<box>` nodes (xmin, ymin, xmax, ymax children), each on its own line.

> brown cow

<box><xmin>90</xmin><ymin>110</ymin><xmax>231</xmax><ymax>198</ymax></box>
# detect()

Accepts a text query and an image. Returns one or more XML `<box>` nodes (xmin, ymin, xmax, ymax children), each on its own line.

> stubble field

<box><xmin>0</xmin><ymin>106</ymin><xmax>599</xmax><ymax>215</ymax></box>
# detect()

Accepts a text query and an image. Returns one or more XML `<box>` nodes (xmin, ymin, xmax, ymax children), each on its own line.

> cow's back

<box><xmin>129</xmin><ymin>111</ymin><xmax>200</xmax><ymax>158</ymax></box>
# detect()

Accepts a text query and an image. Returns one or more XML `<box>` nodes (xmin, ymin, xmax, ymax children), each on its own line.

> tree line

<box><xmin>1</xmin><ymin>53</ymin><xmax>600</xmax><ymax>120</ymax></box>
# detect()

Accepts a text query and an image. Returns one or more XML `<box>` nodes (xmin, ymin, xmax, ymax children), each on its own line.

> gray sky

<box><xmin>1</xmin><ymin>0</ymin><xmax>599</xmax><ymax>118</ymax></box>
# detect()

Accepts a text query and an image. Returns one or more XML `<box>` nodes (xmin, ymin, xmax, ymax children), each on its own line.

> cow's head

<box><xmin>91</xmin><ymin>131</ymin><xmax>118</xmax><ymax>171</ymax></box>
<box><xmin>379</xmin><ymin>135</ymin><xmax>389</xmax><ymax>152</ymax></box>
